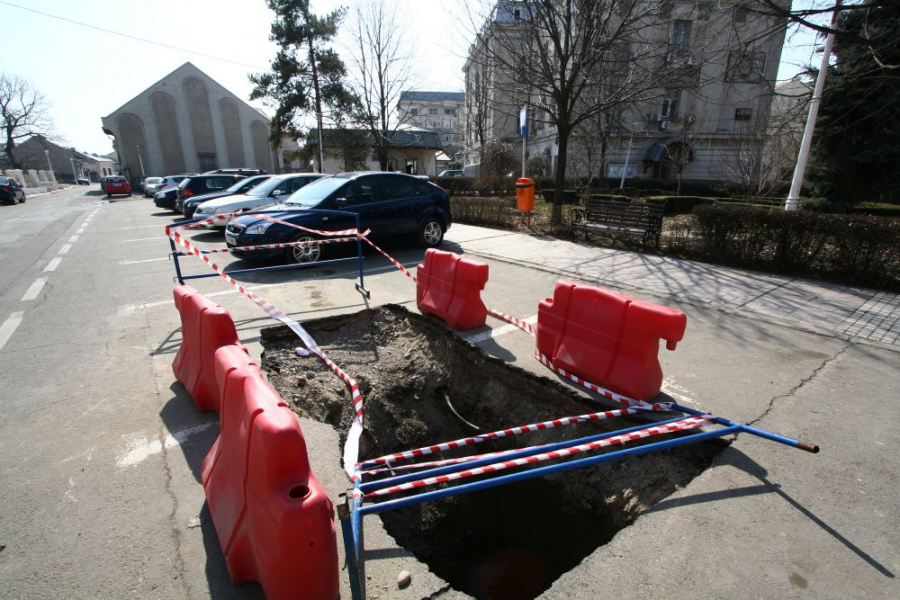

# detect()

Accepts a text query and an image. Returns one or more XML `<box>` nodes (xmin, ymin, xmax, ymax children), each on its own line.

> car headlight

<box><xmin>246</xmin><ymin>222</ymin><xmax>273</xmax><ymax>235</ymax></box>
<box><xmin>195</xmin><ymin>206</ymin><xmax>212</xmax><ymax>214</ymax></box>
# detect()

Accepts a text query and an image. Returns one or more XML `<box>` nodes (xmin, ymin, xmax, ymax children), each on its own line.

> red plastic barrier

<box><xmin>203</xmin><ymin>346</ymin><xmax>339</xmax><ymax>600</ymax></box>
<box><xmin>537</xmin><ymin>280</ymin><xmax>686</xmax><ymax>400</ymax></box>
<box><xmin>416</xmin><ymin>248</ymin><xmax>489</xmax><ymax>330</ymax></box>
<box><xmin>172</xmin><ymin>286</ymin><xmax>241</xmax><ymax>412</ymax></box>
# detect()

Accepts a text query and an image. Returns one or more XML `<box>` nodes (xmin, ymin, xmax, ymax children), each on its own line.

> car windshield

<box><xmin>228</xmin><ymin>175</ymin><xmax>268</xmax><ymax>193</ymax></box>
<box><xmin>146</xmin><ymin>177</ymin><xmax>162</xmax><ymax>184</ymax></box>
<box><xmin>283</xmin><ymin>177</ymin><xmax>345</xmax><ymax>207</ymax></box>
<box><xmin>173</xmin><ymin>177</ymin><xmax>186</xmax><ymax>184</ymax></box>
<box><xmin>177</xmin><ymin>179</ymin><xmax>190</xmax><ymax>189</ymax></box>
<box><xmin>245</xmin><ymin>176</ymin><xmax>290</xmax><ymax>198</ymax></box>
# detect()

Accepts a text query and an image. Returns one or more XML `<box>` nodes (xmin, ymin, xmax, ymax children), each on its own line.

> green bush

<box><xmin>851</xmin><ymin>203</ymin><xmax>900</xmax><ymax>218</ymax></box>
<box><xmin>540</xmin><ymin>188</ymin><xmax>582</xmax><ymax>204</ymax></box>
<box><xmin>682</xmin><ymin>205</ymin><xmax>900</xmax><ymax>287</ymax></box>
<box><xmin>645</xmin><ymin>195</ymin><xmax>717</xmax><ymax>216</ymax></box>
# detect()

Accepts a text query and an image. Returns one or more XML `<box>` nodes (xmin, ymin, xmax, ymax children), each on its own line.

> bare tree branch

<box><xmin>1</xmin><ymin>73</ymin><xmax>55</xmax><ymax>170</ymax></box>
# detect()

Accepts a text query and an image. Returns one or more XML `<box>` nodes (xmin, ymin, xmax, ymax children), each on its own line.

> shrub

<box><xmin>645</xmin><ymin>195</ymin><xmax>716</xmax><ymax>216</ymax></box>
<box><xmin>540</xmin><ymin>188</ymin><xmax>582</xmax><ymax>204</ymax></box>
<box><xmin>682</xmin><ymin>205</ymin><xmax>900</xmax><ymax>287</ymax></box>
<box><xmin>589</xmin><ymin>194</ymin><xmax>632</xmax><ymax>203</ymax></box>
<box><xmin>851</xmin><ymin>203</ymin><xmax>900</xmax><ymax>218</ymax></box>
<box><xmin>450</xmin><ymin>196</ymin><xmax>517</xmax><ymax>228</ymax></box>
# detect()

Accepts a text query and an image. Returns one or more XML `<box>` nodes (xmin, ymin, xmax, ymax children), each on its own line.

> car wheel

<box><xmin>106</xmin><ymin>194</ymin><xmax>111</xmax><ymax>198</ymax></box>
<box><xmin>19</xmin><ymin>195</ymin><xmax>25</xmax><ymax>204</ymax></box>
<box><xmin>419</xmin><ymin>218</ymin><xmax>444</xmax><ymax>248</ymax></box>
<box><xmin>286</xmin><ymin>234</ymin><xmax>324</xmax><ymax>264</ymax></box>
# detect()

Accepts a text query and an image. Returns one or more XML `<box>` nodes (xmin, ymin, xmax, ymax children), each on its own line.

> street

<box><xmin>0</xmin><ymin>186</ymin><xmax>898</xmax><ymax>599</ymax></box>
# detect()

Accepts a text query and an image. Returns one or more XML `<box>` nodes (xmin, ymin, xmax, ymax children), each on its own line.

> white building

<box><xmin>100</xmin><ymin>62</ymin><xmax>297</xmax><ymax>184</ymax></box>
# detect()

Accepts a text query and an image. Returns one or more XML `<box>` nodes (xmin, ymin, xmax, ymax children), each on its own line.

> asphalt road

<box><xmin>0</xmin><ymin>186</ymin><xmax>897</xmax><ymax>599</ymax></box>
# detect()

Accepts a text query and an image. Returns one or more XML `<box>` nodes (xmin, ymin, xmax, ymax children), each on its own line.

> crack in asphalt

<box><xmin>748</xmin><ymin>342</ymin><xmax>851</xmax><ymax>427</ymax></box>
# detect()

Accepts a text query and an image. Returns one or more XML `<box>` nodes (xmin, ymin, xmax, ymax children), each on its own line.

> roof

<box><xmin>399</xmin><ymin>91</ymin><xmax>465</xmax><ymax>104</ymax></box>
<box><xmin>319</xmin><ymin>129</ymin><xmax>443</xmax><ymax>151</ymax></box>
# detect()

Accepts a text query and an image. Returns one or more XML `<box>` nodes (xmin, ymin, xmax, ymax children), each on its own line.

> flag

<box><xmin>519</xmin><ymin>106</ymin><xmax>528</xmax><ymax>138</ymax></box>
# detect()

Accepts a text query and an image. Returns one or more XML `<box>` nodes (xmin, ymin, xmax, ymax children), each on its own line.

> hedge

<box><xmin>645</xmin><ymin>196</ymin><xmax>717</xmax><ymax>216</ymax></box>
<box><xmin>450</xmin><ymin>196</ymin><xmax>518</xmax><ymax>228</ymax></box>
<box><xmin>851</xmin><ymin>203</ymin><xmax>900</xmax><ymax>218</ymax></box>
<box><xmin>670</xmin><ymin>205</ymin><xmax>900</xmax><ymax>287</ymax></box>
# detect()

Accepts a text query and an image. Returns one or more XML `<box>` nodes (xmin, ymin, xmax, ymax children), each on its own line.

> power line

<box><xmin>0</xmin><ymin>0</ymin><xmax>268</xmax><ymax>71</ymax></box>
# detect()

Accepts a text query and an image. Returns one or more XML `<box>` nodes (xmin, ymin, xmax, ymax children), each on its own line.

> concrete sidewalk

<box><xmin>445</xmin><ymin>224</ymin><xmax>900</xmax><ymax>349</ymax></box>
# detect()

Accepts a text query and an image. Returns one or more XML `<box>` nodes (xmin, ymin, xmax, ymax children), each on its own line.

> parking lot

<box><xmin>0</xmin><ymin>187</ymin><xmax>898</xmax><ymax>599</ymax></box>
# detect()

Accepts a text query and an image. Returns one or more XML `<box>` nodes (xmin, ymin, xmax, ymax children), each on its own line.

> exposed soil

<box><xmin>261</xmin><ymin>305</ymin><xmax>727</xmax><ymax>599</ymax></box>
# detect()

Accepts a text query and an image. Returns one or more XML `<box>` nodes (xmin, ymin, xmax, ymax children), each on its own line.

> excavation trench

<box><xmin>261</xmin><ymin>305</ymin><xmax>726</xmax><ymax>599</ymax></box>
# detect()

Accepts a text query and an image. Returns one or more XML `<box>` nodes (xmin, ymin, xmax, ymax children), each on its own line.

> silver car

<box><xmin>142</xmin><ymin>176</ymin><xmax>163</xmax><ymax>197</ymax></box>
<box><xmin>193</xmin><ymin>173</ymin><xmax>328</xmax><ymax>228</ymax></box>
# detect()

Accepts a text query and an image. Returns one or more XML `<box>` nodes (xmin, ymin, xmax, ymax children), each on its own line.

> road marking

<box><xmin>118</xmin><ymin>257</ymin><xmax>168</xmax><ymax>265</ymax></box>
<box><xmin>662</xmin><ymin>376</ymin><xmax>700</xmax><ymax>406</ymax></box>
<box><xmin>21</xmin><ymin>278</ymin><xmax>47</xmax><ymax>302</ymax></box>
<box><xmin>117</xmin><ymin>282</ymin><xmax>285</xmax><ymax>316</ymax></box>
<box><xmin>0</xmin><ymin>312</ymin><xmax>25</xmax><ymax>351</ymax></box>
<box><xmin>463</xmin><ymin>316</ymin><xmax>538</xmax><ymax>344</ymax></box>
<box><xmin>59</xmin><ymin>244</ymin><xmax>72</xmax><ymax>254</ymax></box>
<box><xmin>116</xmin><ymin>422</ymin><xmax>216</xmax><ymax>468</ymax></box>
<box><xmin>123</xmin><ymin>236</ymin><xmax>164</xmax><ymax>243</ymax></box>
<box><xmin>62</xmin><ymin>447</ymin><xmax>95</xmax><ymax>464</ymax></box>
<box><xmin>69</xmin><ymin>235</ymin><xmax>80</xmax><ymax>243</ymax></box>
<box><xmin>123</xmin><ymin>224</ymin><xmax>165</xmax><ymax>230</ymax></box>
<box><xmin>44</xmin><ymin>257</ymin><xmax>62</xmax><ymax>272</ymax></box>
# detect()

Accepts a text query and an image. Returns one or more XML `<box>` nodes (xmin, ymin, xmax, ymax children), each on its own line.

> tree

<box><xmin>250</xmin><ymin>0</ymin><xmax>356</xmax><ymax>173</ymax></box>
<box><xmin>807</xmin><ymin>2</ymin><xmax>900</xmax><ymax>203</ymax></box>
<box><xmin>468</xmin><ymin>0</ymin><xmax>690</xmax><ymax>225</ymax></box>
<box><xmin>344</xmin><ymin>0</ymin><xmax>415</xmax><ymax>170</ymax></box>
<box><xmin>1</xmin><ymin>74</ymin><xmax>54</xmax><ymax>170</ymax></box>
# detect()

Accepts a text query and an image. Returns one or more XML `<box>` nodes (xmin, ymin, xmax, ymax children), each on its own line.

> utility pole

<box><xmin>785</xmin><ymin>0</ymin><xmax>842</xmax><ymax>211</ymax></box>
<box><xmin>136</xmin><ymin>145</ymin><xmax>146</xmax><ymax>178</ymax></box>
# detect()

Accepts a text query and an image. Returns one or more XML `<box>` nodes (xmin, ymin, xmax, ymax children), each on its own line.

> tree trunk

<box><xmin>551</xmin><ymin>127</ymin><xmax>570</xmax><ymax>226</ymax></box>
<box><xmin>307</xmin><ymin>36</ymin><xmax>325</xmax><ymax>174</ymax></box>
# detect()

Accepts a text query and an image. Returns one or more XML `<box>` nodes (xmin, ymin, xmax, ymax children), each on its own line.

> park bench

<box><xmin>571</xmin><ymin>198</ymin><xmax>664</xmax><ymax>247</ymax></box>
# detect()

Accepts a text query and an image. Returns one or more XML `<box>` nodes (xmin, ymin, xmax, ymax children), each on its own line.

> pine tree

<box><xmin>250</xmin><ymin>0</ymin><xmax>356</xmax><ymax>172</ymax></box>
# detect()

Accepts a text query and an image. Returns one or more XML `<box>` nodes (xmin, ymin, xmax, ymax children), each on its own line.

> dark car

<box><xmin>181</xmin><ymin>175</ymin><xmax>271</xmax><ymax>219</ymax></box>
<box><xmin>174</xmin><ymin>174</ymin><xmax>246</xmax><ymax>213</ymax></box>
<box><xmin>204</xmin><ymin>168</ymin><xmax>268</xmax><ymax>177</ymax></box>
<box><xmin>105</xmin><ymin>176</ymin><xmax>131</xmax><ymax>198</ymax></box>
<box><xmin>1</xmin><ymin>176</ymin><xmax>26</xmax><ymax>205</ymax></box>
<box><xmin>154</xmin><ymin>186</ymin><xmax>179</xmax><ymax>211</ymax></box>
<box><xmin>225</xmin><ymin>172</ymin><xmax>451</xmax><ymax>263</ymax></box>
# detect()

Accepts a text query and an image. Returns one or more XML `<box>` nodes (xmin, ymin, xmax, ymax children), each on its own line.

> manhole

<box><xmin>261</xmin><ymin>305</ymin><xmax>726</xmax><ymax>599</ymax></box>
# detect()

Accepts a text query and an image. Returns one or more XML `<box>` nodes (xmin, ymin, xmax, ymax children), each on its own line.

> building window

<box><xmin>697</xmin><ymin>1</ymin><xmax>713</xmax><ymax>20</ymax></box>
<box><xmin>662</xmin><ymin>94</ymin><xmax>679</xmax><ymax>118</ymax></box>
<box><xmin>670</xmin><ymin>21</ymin><xmax>692</xmax><ymax>56</ymax></box>
<box><xmin>735</xmin><ymin>108</ymin><xmax>753</xmax><ymax>121</ymax></box>
<box><xmin>429</xmin><ymin>108</ymin><xmax>438</xmax><ymax>115</ymax></box>
<box><xmin>445</xmin><ymin>108</ymin><xmax>457</xmax><ymax>116</ymax></box>
<box><xmin>410</xmin><ymin>108</ymin><xmax>418</xmax><ymax>115</ymax></box>
<box><xmin>727</xmin><ymin>51</ymin><xmax>766</xmax><ymax>81</ymax></box>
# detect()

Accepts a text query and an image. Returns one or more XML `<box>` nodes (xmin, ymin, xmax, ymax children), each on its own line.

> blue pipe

<box><xmin>359</xmin><ymin>415</ymin><xmax>690</xmax><ymax>494</ymax></box>
<box><xmin>351</xmin><ymin>473</ymin><xmax>365</xmax><ymax>598</ymax></box>
<box><xmin>671</xmin><ymin>404</ymin><xmax>819</xmax><ymax>453</ymax></box>
<box><xmin>338</xmin><ymin>503</ymin><xmax>362</xmax><ymax>600</ymax></box>
<box><xmin>173</xmin><ymin>255</ymin><xmax>361</xmax><ymax>281</ymax></box>
<box><xmin>358</xmin><ymin>425</ymin><xmax>741</xmax><ymax>516</ymax></box>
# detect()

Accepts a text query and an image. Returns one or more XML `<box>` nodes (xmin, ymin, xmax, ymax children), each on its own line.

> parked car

<box><xmin>143</xmin><ymin>176</ymin><xmax>163</xmax><ymax>197</ymax></box>
<box><xmin>99</xmin><ymin>176</ymin><xmax>109</xmax><ymax>192</ymax></box>
<box><xmin>204</xmin><ymin>168</ymin><xmax>268</xmax><ymax>177</ymax></box>
<box><xmin>154</xmin><ymin>174</ymin><xmax>194</xmax><ymax>196</ymax></box>
<box><xmin>104</xmin><ymin>176</ymin><xmax>131</xmax><ymax>198</ymax></box>
<box><xmin>194</xmin><ymin>173</ymin><xmax>327</xmax><ymax>228</ymax></box>
<box><xmin>174</xmin><ymin>174</ymin><xmax>246</xmax><ymax>213</ymax></box>
<box><xmin>438</xmin><ymin>170</ymin><xmax>463</xmax><ymax>177</ymax></box>
<box><xmin>181</xmin><ymin>175</ymin><xmax>271</xmax><ymax>219</ymax></box>
<box><xmin>76</xmin><ymin>177</ymin><xmax>90</xmax><ymax>185</ymax></box>
<box><xmin>1</xmin><ymin>176</ymin><xmax>26</xmax><ymax>205</ymax></box>
<box><xmin>225</xmin><ymin>172</ymin><xmax>451</xmax><ymax>263</ymax></box>
<box><xmin>154</xmin><ymin>187</ymin><xmax>179</xmax><ymax>211</ymax></box>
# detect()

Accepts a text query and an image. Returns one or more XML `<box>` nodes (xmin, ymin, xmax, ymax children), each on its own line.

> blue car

<box><xmin>224</xmin><ymin>172</ymin><xmax>451</xmax><ymax>263</ymax></box>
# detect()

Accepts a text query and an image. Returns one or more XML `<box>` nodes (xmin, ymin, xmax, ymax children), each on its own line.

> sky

<box><xmin>1</xmin><ymin>0</ymin><xmax>823</xmax><ymax>157</ymax></box>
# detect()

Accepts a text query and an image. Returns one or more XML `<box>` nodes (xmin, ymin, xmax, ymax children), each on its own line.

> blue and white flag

<box><xmin>519</xmin><ymin>106</ymin><xmax>528</xmax><ymax>138</ymax></box>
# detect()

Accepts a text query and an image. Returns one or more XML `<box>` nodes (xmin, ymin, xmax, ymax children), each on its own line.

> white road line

<box><xmin>123</xmin><ymin>224</ymin><xmax>165</xmax><ymax>230</ymax></box>
<box><xmin>116</xmin><ymin>282</ymin><xmax>286</xmax><ymax>316</ymax></box>
<box><xmin>0</xmin><ymin>312</ymin><xmax>26</xmax><ymax>352</ymax></box>
<box><xmin>69</xmin><ymin>235</ymin><xmax>79</xmax><ymax>243</ymax></box>
<box><xmin>123</xmin><ymin>236</ymin><xmax>164</xmax><ymax>243</ymax></box>
<box><xmin>463</xmin><ymin>315</ymin><xmax>538</xmax><ymax>344</ymax></box>
<box><xmin>44</xmin><ymin>257</ymin><xmax>62</xmax><ymax>272</ymax></box>
<box><xmin>21</xmin><ymin>278</ymin><xmax>47</xmax><ymax>302</ymax></box>
<box><xmin>59</xmin><ymin>244</ymin><xmax>72</xmax><ymax>254</ymax></box>
<box><xmin>116</xmin><ymin>422</ymin><xmax>216</xmax><ymax>468</ymax></box>
<box><xmin>118</xmin><ymin>257</ymin><xmax>169</xmax><ymax>265</ymax></box>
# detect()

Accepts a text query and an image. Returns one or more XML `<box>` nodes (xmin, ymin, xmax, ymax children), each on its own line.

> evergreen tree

<box><xmin>808</xmin><ymin>3</ymin><xmax>900</xmax><ymax>204</ymax></box>
<box><xmin>250</xmin><ymin>0</ymin><xmax>356</xmax><ymax>172</ymax></box>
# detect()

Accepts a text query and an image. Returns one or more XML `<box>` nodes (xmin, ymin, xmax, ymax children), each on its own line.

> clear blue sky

<box><xmin>1</xmin><ymin>0</ymin><xmax>821</xmax><ymax>156</ymax></box>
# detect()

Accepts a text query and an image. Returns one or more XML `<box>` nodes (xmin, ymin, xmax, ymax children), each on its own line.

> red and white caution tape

<box><xmin>197</xmin><ymin>237</ymin><xmax>358</xmax><ymax>254</ymax></box>
<box><xmin>488</xmin><ymin>308</ymin><xmax>537</xmax><ymax>336</ymax></box>
<box><xmin>359</xmin><ymin>236</ymin><xmax>417</xmax><ymax>282</ymax></box>
<box><xmin>534</xmin><ymin>350</ymin><xmax>673</xmax><ymax>412</ymax></box>
<box><xmin>364</xmin><ymin>416</ymin><xmax>710</xmax><ymax>498</ymax></box>
<box><xmin>358</xmin><ymin>407</ymin><xmax>638</xmax><ymax>468</ymax></box>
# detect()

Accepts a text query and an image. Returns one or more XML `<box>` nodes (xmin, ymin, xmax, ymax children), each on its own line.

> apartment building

<box><xmin>464</xmin><ymin>0</ymin><xmax>789</xmax><ymax>186</ymax></box>
<box><xmin>396</xmin><ymin>91</ymin><xmax>465</xmax><ymax>162</ymax></box>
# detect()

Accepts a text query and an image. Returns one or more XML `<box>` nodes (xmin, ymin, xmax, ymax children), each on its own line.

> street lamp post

<box><xmin>619</xmin><ymin>134</ymin><xmax>634</xmax><ymax>189</ymax></box>
<box><xmin>70</xmin><ymin>157</ymin><xmax>77</xmax><ymax>182</ymax></box>
<box><xmin>44</xmin><ymin>149</ymin><xmax>53</xmax><ymax>173</ymax></box>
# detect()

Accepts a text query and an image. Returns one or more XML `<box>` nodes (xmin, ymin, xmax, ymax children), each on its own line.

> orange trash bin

<box><xmin>515</xmin><ymin>178</ymin><xmax>535</xmax><ymax>212</ymax></box>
